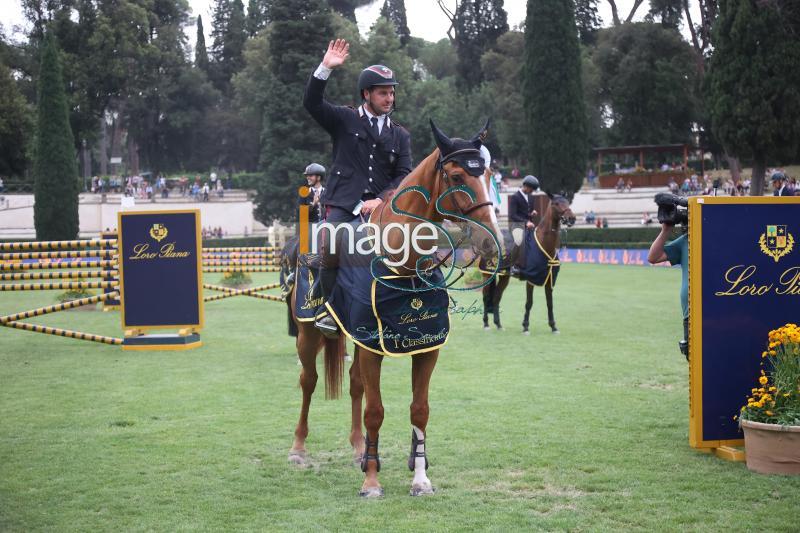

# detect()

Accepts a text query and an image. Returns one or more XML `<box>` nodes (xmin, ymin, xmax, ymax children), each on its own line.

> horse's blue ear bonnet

<box><xmin>430</xmin><ymin>119</ymin><xmax>490</xmax><ymax>177</ymax></box>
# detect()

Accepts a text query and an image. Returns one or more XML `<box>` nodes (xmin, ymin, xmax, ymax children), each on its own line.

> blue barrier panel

<box><xmin>688</xmin><ymin>196</ymin><xmax>800</xmax><ymax>449</ymax></box>
<box><xmin>117</xmin><ymin>210</ymin><xmax>203</xmax><ymax>331</ymax></box>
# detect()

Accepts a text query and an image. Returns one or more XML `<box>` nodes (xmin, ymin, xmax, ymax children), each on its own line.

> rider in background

<box><xmin>303</xmin><ymin>38</ymin><xmax>413</xmax><ymax>337</ymax></box>
<box><xmin>508</xmin><ymin>175</ymin><xmax>539</xmax><ymax>275</ymax></box>
<box><xmin>298</xmin><ymin>163</ymin><xmax>326</xmax><ymax>224</ymax></box>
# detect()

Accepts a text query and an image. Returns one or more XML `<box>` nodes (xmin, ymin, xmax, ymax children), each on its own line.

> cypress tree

<box><xmin>210</xmin><ymin>0</ymin><xmax>247</xmax><ymax>92</ymax></box>
<box><xmin>574</xmin><ymin>0</ymin><xmax>600</xmax><ymax>45</ymax></box>
<box><xmin>454</xmin><ymin>0</ymin><xmax>508</xmax><ymax>89</ymax></box>
<box><xmin>246</xmin><ymin>0</ymin><xmax>272</xmax><ymax>36</ymax></box>
<box><xmin>33</xmin><ymin>33</ymin><xmax>79</xmax><ymax>240</ymax></box>
<box><xmin>522</xmin><ymin>0</ymin><xmax>587</xmax><ymax>197</ymax></box>
<box><xmin>195</xmin><ymin>15</ymin><xmax>210</xmax><ymax>72</ymax></box>
<box><xmin>255</xmin><ymin>0</ymin><xmax>333</xmax><ymax>223</ymax></box>
<box><xmin>706</xmin><ymin>0</ymin><xmax>800</xmax><ymax>195</ymax></box>
<box><xmin>380</xmin><ymin>0</ymin><xmax>410</xmax><ymax>46</ymax></box>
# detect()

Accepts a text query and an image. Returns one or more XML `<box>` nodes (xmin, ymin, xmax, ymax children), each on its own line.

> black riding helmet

<box><xmin>358</xmin><ymin>65</ymin><xmax>399</xmax><ymax>111</ymax></box>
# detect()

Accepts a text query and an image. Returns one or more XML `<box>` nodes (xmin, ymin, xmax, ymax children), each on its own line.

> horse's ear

<box><xmin>470</xmin><ymin>118</ymin><xmax>491</xmax><ymax>149</ymax></box>
<box><xmin>430</xmin><ymin>119</ymin><xmax>453</xmax><ymax>154</ymax></box>
<box><xmin>545</xmin><ymin>190</ymin><xmax>554</xmax><ymax>199</ymax></box>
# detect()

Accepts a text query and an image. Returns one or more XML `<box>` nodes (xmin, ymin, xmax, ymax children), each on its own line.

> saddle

<box><xmin>325</xmin><ymin>261</ymin><xmax>450</xmax><ymax>357</ymax></box>
<box><xmin>516</xmin><ymin>229</ymin><xmax>560</xmax><ymax>288</ymax></box>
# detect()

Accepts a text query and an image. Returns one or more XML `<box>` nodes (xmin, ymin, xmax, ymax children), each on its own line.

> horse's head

<box><xmin>545</xmin><ymin>192</ymin><xmax>576</xmax><ymax>228</ymax></box>
<box><xmin>430</xmin><ymin>119</ymin><xmax>502</xmax><ymax>261</ymax></box>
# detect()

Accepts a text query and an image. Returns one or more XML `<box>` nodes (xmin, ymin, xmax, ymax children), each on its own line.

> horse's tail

<box><xmin>323</xmin><ymin>335</ymin><xmax>345</xmax><ymax>400</ymax></box>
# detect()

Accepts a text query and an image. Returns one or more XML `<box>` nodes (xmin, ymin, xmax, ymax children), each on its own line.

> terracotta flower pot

<box><xmin>741</xmin><ymin>419</ymin><xmax>800</xmax><ymax>475</ymax></box>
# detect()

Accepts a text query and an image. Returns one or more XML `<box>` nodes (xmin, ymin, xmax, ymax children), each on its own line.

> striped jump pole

<box><xmin>202</xmin><ymin>247</ymin><xmax>279</xmax><ymax>252</ymax></box>
<box><xmin>0</xmin><ymin>250</ymin><xmax>117</xmax><ymax>260</ymax></box>
<box><xmin>201</xmin><ymin>252</ymin><xmax>277</xmax><ymax>259</ymax></box>
<box><xmin>0</xmin><ymin>291</ymin><xmax>120</xmax><ymax>324</ymax></box>
<box><xmin>0</xmin><ymin>260</ymin><xmax>118</xmax><ymax>271</ymax></box>
<box><xmin>203</xmin><ymin>290</ymin><xmax>284</xmax><ymax>303</ymax></box>
<box><xmin>202</xmin><ymin>266</ymin><xmax>280</xmax><ymax>273</ymax></box>
<box><xmin>1</xmin><ymin>320</ymin><xmax>123</xmax><ymax>345</ymax></box>
<box><xmin>202</xmin><ymin>259</ymin><xmax>280</xmax><ymax>266</ymax></box>
<box><xmin>0</xmin><ymin>281</ymin><xmax>118</xmax><ymax>291</ymax></box>
<box><xmin>0</xmin><ymin>239</ymin><xmax>117</xmax><ymax>251</ymax></box>
<box><xmin>203</xmin><ymin>282</ymin><xmax>282</xmax><ymax>293</ymax></box>
<box><xmin>0</xmin><ymin>270</ymin><xmax>118</xmax><ymax>281</ymax></box>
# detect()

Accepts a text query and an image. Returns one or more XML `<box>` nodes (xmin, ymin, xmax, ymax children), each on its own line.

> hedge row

<box><xmin>201</xmin><ymin>236</ymin><xmax>273</xmax><ymax>248</ymax></box>
<box><xmin>561</xmin><ymin>227</ymin><xmax>669</xmax><ymax>249</ymax></box>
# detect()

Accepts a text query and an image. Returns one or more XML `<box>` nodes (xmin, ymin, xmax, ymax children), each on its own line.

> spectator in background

<box><xmin>587</xmin><ymin>167</ymin><xmax>596</xmax><ymax>187</ymax></box>
<box><xmin>772</xmin><ymin>170</ymin><xmax>793</xmax><ymax>196</ymax></box>
<box><xmin>216</xmin><ymin>179</ymin><xmax>224</xmax><ymax>198</ymax></box>
<box><xmin>202</xmin><ymin>182</ymin><xmax>210</xmax><ymax>202</ymax></box>
<box><xmin>616</xmin><ymin>177</ymin><xmax>625</xmax><ymax>192</ymax></box>
<box><xmin>0</xmin><ymin>176</ymin><xmax>4</xmax><ymax>192</ymax></box>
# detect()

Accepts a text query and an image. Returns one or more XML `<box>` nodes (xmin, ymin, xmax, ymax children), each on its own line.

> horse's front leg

<box><xmin>522</xmin><ymin>282</ymin><xmax>534</xmax><ymax>335</ymax></box>
<box><xmin>408</xmin><ymin>350</ymin><xmax>439</xmax><ymax>496</ymax></box>
<box><xmin>349</xmin><ymin>347</ymin><xmax>365</xmax><ymax>465</ymax></box>
<box><xmin>289</xmin><ymin>323</ymin><xmax>323</xmax><ymax>466</ymax></box>
<box><xmin>545</xmin><ymin>284</ymin><xmax>558</xmax><ymax>333</ymax></box>
<box><xmin>493</xmin><ymin>275</ymin><xmax>510</xmax><ymax>330</ymax></box>
<box><xmin>359</xmin><ymin>350</ymin><xmax>384</xmax><ymax>498</ymax></box>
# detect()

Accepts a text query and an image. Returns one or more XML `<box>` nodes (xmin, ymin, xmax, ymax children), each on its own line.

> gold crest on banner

<box><xmin>149</xmin><ymin>223</ymin><xmax>168</xmax><ymax>242</ymax></box>
<box><xmin>410</xmin><ymin>298</ymin><xmax>423</xmax><ymax>310</ymax></box>
<box><xmin>759</xmin><ymin>225</ymin><xmax>794</xmax><ymax>263</ymax></box>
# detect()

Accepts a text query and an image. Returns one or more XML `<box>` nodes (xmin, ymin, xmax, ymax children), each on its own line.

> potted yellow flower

<box><xmin>738</xmin><ymin>323</ymin><xmax>800</xmax><ymax>475</ymax></box>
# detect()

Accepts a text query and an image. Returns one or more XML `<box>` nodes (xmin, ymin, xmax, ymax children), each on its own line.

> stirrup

<box><xmin>407</xmin><ymin>430</ymin><xmax>429</xmax><ymax>471</ymax></box>
<box><xmin>314</xmin><ymin>314</ymin><xmax>339</xmax><ymax>339</ymax></box>
<box><xmin>361</xmin><ymin>434</ymin><xmax>381</xmax><ymax>473</ymax></box>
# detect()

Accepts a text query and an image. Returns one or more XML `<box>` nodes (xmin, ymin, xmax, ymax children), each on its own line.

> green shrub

<box><xmin>56</xmin><ymin>288</ymin><xmax>95</xmax><ymax>304</ymax></box>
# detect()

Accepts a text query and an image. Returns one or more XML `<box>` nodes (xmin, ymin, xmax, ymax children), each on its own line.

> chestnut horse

<box><xmin>286</xmin><ymin>120</ymin><xmax>501</xmax><ymax>498</ymax></box>
<box><xmin>520</xmin><ymin>193</ymin><xmax>575</xmax><ymax>334</ymax></box>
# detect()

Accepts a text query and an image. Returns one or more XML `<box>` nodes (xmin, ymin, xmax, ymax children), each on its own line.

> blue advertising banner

<box><xmin>689</xmin><ymin>197</ymin><xmax>800</xmax><ymax>448</ymax></box>
<box><xmin>117</xmin><ymin>210</ymin><xmax>203</xmax><ymax>330</ymax></box>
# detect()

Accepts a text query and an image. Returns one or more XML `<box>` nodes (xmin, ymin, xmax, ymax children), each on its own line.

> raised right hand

<box><xmin>322</xmin><ymin>39</ymin><xmax>349</xmax><ymax>69</ymax></box>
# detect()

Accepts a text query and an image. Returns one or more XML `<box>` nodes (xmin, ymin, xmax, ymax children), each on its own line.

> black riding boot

<box><xmin>314</xmin><ymin>266</ymin><xmax>339</xmax><ymax>338</ymax></box>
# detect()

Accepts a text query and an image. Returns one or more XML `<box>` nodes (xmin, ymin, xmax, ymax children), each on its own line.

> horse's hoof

<box><xmin>359</xmin><ymin>486</ymin><xmax>385</xmax><ymax>498</ymax></box>
<box><xmin>410</xmin><ymin>483</ymin><xmax>435</xmax><ymax>496</ymax></box>
<box><xmin>522</xmin><ymin>330</ymin><xmax>530</xmax><ymax>336</ymax></box>
<box><xmin>288</xmin><ymin>450</ymin><xmax>307</xmax><ymax>466</ymax></box>
<box><xmin>551</xmin><ymin>329</ymin><xmax>560</xmax><ymax>335</ymax></box>
<box><xmin>483</xmin><ymin>326</ymin><xmax>490</xmax><ymax>331</ymax></box>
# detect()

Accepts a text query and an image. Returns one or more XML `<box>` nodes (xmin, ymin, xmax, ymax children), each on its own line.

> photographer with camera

<box><xmin>648</xmin><ymin>193</ymin><xmax>690</xmax><ymax>361</ymax></box>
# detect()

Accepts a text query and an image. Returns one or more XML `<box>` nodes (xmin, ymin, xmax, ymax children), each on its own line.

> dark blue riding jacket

<box><xmin>303</xmin><ymin>75</ymin><xmax>412</xmax><ymax>213</ymax></box>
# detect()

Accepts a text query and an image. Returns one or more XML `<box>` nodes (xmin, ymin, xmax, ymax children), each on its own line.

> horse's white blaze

<box><xmin>411</xmin><ymin>425</ymin><xmax>431</xmax><ymax>488</ymax></box>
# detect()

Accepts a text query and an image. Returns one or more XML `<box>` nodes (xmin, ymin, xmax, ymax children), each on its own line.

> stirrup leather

<box><xmin>407</xmin><ymin>430</ymin><xmax>429</xmax><ymax>471</ymax></box>
<box><xmin>360</xmin><ymin>434</ymin><xmax>380</xmax><ymax>473</ymax></box>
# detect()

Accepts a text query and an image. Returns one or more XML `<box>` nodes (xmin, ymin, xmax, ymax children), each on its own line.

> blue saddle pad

<box><xmin>519</xmin><ymin>230</ymin><xmax>560</xmax><ymax>287</ymax></box>
<box><xmin>479</xmin><ymin>228</ymin><xmax>515</xmax><ymax>275</ymax></box>
<box><xmin>293</xmin><ymin>257</ymin><xmax>323</xmax><ymax>322</ymax></box>
<box><xmin>327</xmin><ymin>262</ymin><xmax>450</xmax><ymax>357</ymax></box>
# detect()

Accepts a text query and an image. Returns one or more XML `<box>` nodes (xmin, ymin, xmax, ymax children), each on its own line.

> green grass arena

<box><xmin>2</xmin><ymin>264</ymin><xmax>799</xmax><ymax>530</ymax></box>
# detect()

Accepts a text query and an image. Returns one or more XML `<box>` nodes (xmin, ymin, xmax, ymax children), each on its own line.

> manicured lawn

<box><xmin>1</xmin><ymin>266</ymin><xmax>798</xmax><ymax>531</ymax></box>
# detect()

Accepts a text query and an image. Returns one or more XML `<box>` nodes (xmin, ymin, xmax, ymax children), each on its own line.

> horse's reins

<box><xmin>369</xmin><ymin>154</ymin><xmax>494</xmax><ymax>285</ymax></box>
